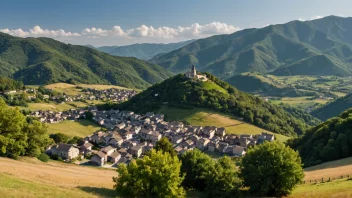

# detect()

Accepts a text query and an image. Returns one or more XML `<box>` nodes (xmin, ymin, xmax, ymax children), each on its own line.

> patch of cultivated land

<box><xmin>0</xmin><ymin>157</ymin><xmax>116</xmax><ymax>198</ymax></box>
<box><xmin>157</xmin><ymin>106</ymin><xmax>289</xmax><ymax>142</ymax></box>
<box><xmin>47</xmin><ymin>120</ymin><xmax>101</xmax><ymax>137</ymax></box>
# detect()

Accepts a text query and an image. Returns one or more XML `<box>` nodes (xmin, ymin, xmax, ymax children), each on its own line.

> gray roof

<box><xmin>57</xmin><ymin>143</ymin><xmax>75</xmax><ymax>152</ymax></box>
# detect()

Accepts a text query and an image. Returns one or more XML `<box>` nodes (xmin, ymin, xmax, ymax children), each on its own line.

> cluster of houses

<box><xmin>44</xmin><ymin>108</ymin><xmax>275</xmax><ymax>167</ymax></box>
<box><xmin>29</xmin><ymin>108</ymin><xmax>89</xmax><ymax>123</ymax></box>
<box><xmin>26</xmin><ymin>87</ymin><xmax>137</xmax><ymax>103</ymax></box>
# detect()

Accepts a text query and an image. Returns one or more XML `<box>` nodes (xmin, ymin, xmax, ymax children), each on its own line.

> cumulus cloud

<box><xmin>0</xmin><ymin>22</ymin><xmax>240</xmax><ymax>45</ymax></box>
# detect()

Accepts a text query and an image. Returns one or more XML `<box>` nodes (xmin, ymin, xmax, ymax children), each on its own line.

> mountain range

<box><xmin>95</xmin><ymin>40</ymin><xmax>195</xmax><ymax>60</ymax></box>
<box><xmin>151</xmin><ymin>16</ymin><xmax>352</xmax><ymax>79</ymax></box>
<box><xmin>0</xmin><ymin>33</ymin><xmax>172</xmax><ymax>89</ymax></box>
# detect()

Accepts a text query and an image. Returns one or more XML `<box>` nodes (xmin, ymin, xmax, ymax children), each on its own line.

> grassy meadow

<box><xmin>0</xmin><ymin>157</ymin><xmax>116</xmax><ymax>198</ymax></box>
<box><xmin>47</xmin><ymin>120</ymin><xmax>101</xmax><ymax>137</ymax></box>
<box><xmin>157</xmin><ymin>106</ymin><xmax>289</xmax><ymax>142</ymax></box>
<box><xmin>44</xmin><ymin>83</ymin><xmax>132</xmax><ymax>95</ymax></box>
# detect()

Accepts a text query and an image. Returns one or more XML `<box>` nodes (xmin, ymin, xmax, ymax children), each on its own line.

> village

<box><xmin>30</xmin><ymin>106</ymin><xmax>275</xmax><ymax>168</ymax></box>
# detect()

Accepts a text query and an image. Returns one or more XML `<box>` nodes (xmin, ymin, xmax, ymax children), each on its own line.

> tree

<box><xmin>240</xmin><ymin>141</ymin><xmax>304</xmax><ymax>196</ymax></box>
<box><xmin>206</xmin><ymin>156</ymin><xmax>242</xmax><ymax>197</ymax></box>
<box><xmin>0</xmin><ymin>98</ymin><xmax>51</xmax><ymax>158</ymax></box>
<box><xmin>155</xmin><ymin>137</ymin><xmax>177</xmax><ymax>157</ymax></box>
<box><xmin>113</xmin><ymin>149</ymin><xmax>185</xmax><ymax>198</ymax></box>
<box><xmin>49</xmin><ymin>133</ymin><xmax>70</xmax><ymax>144</ymax></box>
<box><xmin>179</xmin><ymin>149</ymin><xmax>215</xmax><ymax>191</ymax></box>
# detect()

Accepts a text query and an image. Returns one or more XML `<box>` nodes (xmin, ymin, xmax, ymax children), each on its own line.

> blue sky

<box><xmin>0</xmin><ymin>0</ymin><xmax>351</xmax><ymax>46</ymax></box>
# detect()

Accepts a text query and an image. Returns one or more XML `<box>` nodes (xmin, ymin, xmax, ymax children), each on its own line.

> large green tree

<box><xmin>240</xmin><ymin>141</ymin><xmax>304</xmax><ymax>197</ymax></box>
<box><xmin>113</xmin><ymin>149</ymin><xmax>185</xmax><ymax>198</ymax></box>
<box><xmin>179</xmin><ymin>149</ymin><xmax>215</xmax><ymax>191</ymax></box>
<box><xmin>0</xmin><ymin>98</ymin><xmax>51</xmax><ymax>158</ymax></box>
<box><xmin>205</xmin><ymin>156</ymin><xmax>242</xmax><ymax>198</ymax></box>
<box><xmin>155</xmin><ymin>137</ymin><xmax>177</xmax><ymax>157</ymax></box>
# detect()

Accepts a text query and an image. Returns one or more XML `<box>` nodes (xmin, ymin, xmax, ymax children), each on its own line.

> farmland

<box><xmin>47</xmin><ymin>120</ymin><xmax>101</xmax><ymax>137</ymax></box>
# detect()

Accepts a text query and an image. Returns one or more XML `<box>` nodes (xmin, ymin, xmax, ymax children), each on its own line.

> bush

<box><xmin>38</xmin><ymin>153</ymin><xmax>50</xmax><ymax>162</ymax></box>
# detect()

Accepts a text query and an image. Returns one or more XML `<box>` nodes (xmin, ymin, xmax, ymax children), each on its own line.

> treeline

<box><xmin>279</xmin><ymin>104</ymin><xmax>321</xmax><ymax>126</ymax></box>
<box><xmin>0</xmin><ymin>98</ymin><xmax>51</xmax><ymax>158</ymax></box>
<box><xmin>288</xmin><ymin>108</ymin><xmax>352</xmax><ymax>167</ymax></box>
<box><xmin>114</xmin><ymin>138</ymin><xmax>304</xmax><ymax>197</ymax></box>
<box><xmin>311</xmin><ymin>93</ymin><xmax>352</xmax><ymax>121</ymax></box>
<box><xmin>113</xmin><ymin>73</ymin><xmax>319</xmax><ymax>136</ymax></box>
<box><xmin>0</xmin><ymin>77</ymin><xmax>24</xmax><ymax>92</ymax></box>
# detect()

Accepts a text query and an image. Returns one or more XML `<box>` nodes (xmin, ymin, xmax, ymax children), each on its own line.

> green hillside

<box><xmin>151</xmin><ymin>16</ymin><xmax>352</xmax><ymax>78</ymax></box>
<box><xmin>97</xmin><ymin>40</ymin><xmax>194</xmax><ymax>60</ymax></box>
<box><xmin>288</xmin><ymin>108</ymin><xmax>352</xmax><ymax>167</ymax></box>
<box><xmin>0</xmin><ymin>33</ymin><xmax>172</xmax><ymax>89</ymax></box>
<box><xmin>311</xmin><ymin>93</ymin><xmax>352</xmax><ymax>120</ymax></box>
<box><xmin>114</xmin><ymin>73</ymin><xmax>320</xmax><ymax>136</ymax></box>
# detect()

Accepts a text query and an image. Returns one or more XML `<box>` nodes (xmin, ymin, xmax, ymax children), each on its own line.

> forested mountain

<box><xmin>288</xmin><ymin>108</ymin><xmax>352</xmax><ymax>167</ymax></box>
<box><xmin>311</xmin><ymin>93</ymin><xmax>352</xmax><ymax>120</ymax></box>
<box><xmin>0</xmin><ymin>33</ymin><xmax>172</xmax><ymax>89</ymax></box>
<box><xmin>151</xmin><ymin>16</ymin><xmax>352</xmax><ymax>79</ymax></box>
<box><xmin>113</xmin><ymin>73</ymin><xmax>320</xmax><ymax>136</ymax></box>
<box><xmin>0</xmin><ymin>77</ymin><xmax>24</xmax><ymax>91</ymax></box>
<box><xmin>97</xmin><ymin>40</ymin><xmax>194</xmax><ymax>60</ymax></box>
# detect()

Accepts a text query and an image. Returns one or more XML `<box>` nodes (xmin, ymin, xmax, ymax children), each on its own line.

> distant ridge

<box><xmin>151</xmin><ymin>16</ymin><xmax>352</xmax><ymax>78</ymax></box>
<box><xmin>97</xmin><ymin>40</ymin><xmax>195</xmax><ymax>60</ymax></box>
<box><xmin>0</xmin><ymin>33</ymin><xmax>173</xmax><ymax>89</ymax></box>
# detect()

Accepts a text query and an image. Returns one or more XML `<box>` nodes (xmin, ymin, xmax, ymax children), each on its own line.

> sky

<box><xmin>0</xmin><ymin>0</ymin><xmax>351</xmax><ymax>46</ymax></box>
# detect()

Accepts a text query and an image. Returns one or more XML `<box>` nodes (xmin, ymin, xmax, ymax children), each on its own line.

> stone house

<box><xmin>208</xmin><ymin>142</ymin><xmax>218</xmax><ymax>152</ymax></box>
<box><xmin>215</xmin><ymin>128</ymin><xmax>226</xmax><ymax>137</ymax></box>
<box><xmin>101</xmin><ymin>146</ymin><xmax>116</xmax><ymax>156</ymax></box>
<box><xmin>233</xmin><ymin>146</ymin><xmax>246</xmax><ymax>157</ymax></box>
<box><xmin>91</xmin><ymin>151</ymin><xmax>106</xmax><ymax>166</ymax></box>
<box><xmin>108</xmin><ymin>151</ymin><xmax>121</xmax><ymax>164</ymax></box>
<box><xmin>129</xmin><ymin>145</ymin><xmax>142</xmax><ymax>158</ymax></box>
<box><xmin>196</xmin><ymin>138</ymin><xmax>210</xmax><ymax>150</ymax></box>
<box><xmin>55</xmin><ymin>143</ymin><xmax>80</xmax><ymax>160</ymax></box>
<box><xmin>218</xmin><ymin>142</ymin><xmax>229</xmax><ymax>153</ymax></box>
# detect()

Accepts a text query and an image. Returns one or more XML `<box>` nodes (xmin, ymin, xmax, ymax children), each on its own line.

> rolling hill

<box><xmin>113</xmin><ymin>73</ymin><xmax>320</xmax><ymax>136</ymax></box>
<box><xmin>288</xmin><ymin>108</ymin><xmax>352</xmax><ymax>167</ymax></box>
<box><xmin>0</xmin><ymin>32</ymin><xmax>173</xmax><ymax>89</ymax></box>
<box><xmin>96</xmin><ymin>40</ymin><xmax>194</xmax><ymax>60</ymax></box>
<box><xmin>311</xmin><ymin>93</ymin><xmax>352</xmax><ymax>120</ymax></box>
<box><xmin>151</xmin><ymin>16</ymin><xmax>352</xmax><ymax>78</ymax></box>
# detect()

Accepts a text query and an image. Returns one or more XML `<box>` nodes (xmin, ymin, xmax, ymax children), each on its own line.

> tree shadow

<box><xmin>77</xmin><ymin>186</ymin><xmax>116</xmax><ymax>197</ymax></box>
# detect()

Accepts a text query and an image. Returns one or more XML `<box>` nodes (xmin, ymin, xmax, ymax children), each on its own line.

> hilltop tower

<box><xmin>191</xmin><ymin>64</ymin><xmax>196</xmax><ymax>77</ymax></box>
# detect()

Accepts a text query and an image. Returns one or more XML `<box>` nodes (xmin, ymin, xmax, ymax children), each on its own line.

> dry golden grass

<box><xmin>304</xmin><ymin>157</ymin><xmax>352</xmax><ymax>181</ymax></box>
<box><xmin>47</xmin><ymin>120</ymin><xmax>101</xmax><ymax>137</ymax></box>
<box><xmin>0</xmin><ymin>157</ymin><xmax>116</xmax><ymax>197</ymax></box>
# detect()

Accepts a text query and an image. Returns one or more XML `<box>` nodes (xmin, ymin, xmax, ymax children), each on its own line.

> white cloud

<box><xmin>310</xmin><ymin>15</ymin><xmax>323</xmax><ymax>20</ymax></box>
<box><xmin>0</xmin><ymin>22</ymin><xmax>240</xmax><ymax>46</ymax></box>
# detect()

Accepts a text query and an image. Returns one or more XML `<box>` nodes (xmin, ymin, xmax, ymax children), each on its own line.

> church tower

<box><xmin>191</xmin><ymin>64</ymin><xmax>196</xmax><ymax>77</ymax></box>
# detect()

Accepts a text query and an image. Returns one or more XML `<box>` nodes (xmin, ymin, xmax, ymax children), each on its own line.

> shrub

<box><xmin>38</xmin><ymin>153</ymin><xmax>50</xmax><ymax>162</ymax></box>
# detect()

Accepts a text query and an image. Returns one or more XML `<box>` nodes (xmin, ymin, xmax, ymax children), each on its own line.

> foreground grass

<box><xmin>47</xmin><ymin>120</ymin><xmax>101</xmax><ymax>137</ymax></box>
<box><xmin>0</xmin><ymin>157</ymin><xmax>116</xmax><ymax>198</ymax></box>
<box><xmin>290</xmin><ymin>178</ymin><xmax>352</xmax><ymax>198</ymax></box>
<box><xmin>157</xmin><ymin>106</ymin><xmax>289</xmax><ymax>142</ymax></box>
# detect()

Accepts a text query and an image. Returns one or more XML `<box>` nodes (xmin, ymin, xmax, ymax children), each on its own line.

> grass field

<box><xmin>0</xmin><ymin>157</ymin><xmax>116</xmax><ymax>198</ymax></box>
<box><xmin>157</xmin><ymin>106</ymin><xmax>289</xmax><ymax>142</ymax></box>
<box><xmin>47</xmin><ymin>120</ymin><xmax>101</xmax><ymax>137</ymax></box>
<box><xmin>44</xmin><ymin>83</ymin><xmax>131</xmax><ymax>95</ymax></box>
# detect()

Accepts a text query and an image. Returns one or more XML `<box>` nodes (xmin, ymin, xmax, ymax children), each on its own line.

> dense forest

<box><xmin>0</xmin><ymin>77</ymin><xmax>24</xmax><ymax>91</ymax></box>
<box><xmin>113</xmin><ymin>73</ymin><xmax>319</xmax><ymax>136</ymax></box>
<box><xmin>288</xmin><ymin>108</ymin><xmax>352</xmax><ymax>167</ymax></box>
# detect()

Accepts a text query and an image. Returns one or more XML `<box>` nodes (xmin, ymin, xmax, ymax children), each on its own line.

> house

<box><xmin>115</xmin><ymin>122</ymin><xmax>126</xmax><ymax>130</ymax></box>
<box><xmin>108</xmin><ymin>136</ymin><xmax>124</xmax><ymax>147</ymax></box>
<box><xmin>56</xmin><ymin>143</ymin><xmax>80</xmax><ymax>160</ymax></box>
<box><xmin>218</xmin><ymin>142</ymin><xmax>229</xmax><ymax>153</ymax></box>
<box><xmin>129</xmin><ymin>145</ymin><xmax>142</xmax><ymax>158</ymax></box>
<box><xmin>91</xmin><ymin>151</ymin><xmax>106</xmax><ymax>166</ymax></box>
<box><xmin>80</xmin><ymin>142</ymin><xmax>93</xmax><ymax>154</ymax></box>
<box><xmin>233</xmin><ymin>146</ymin><xmax>246</xmax><ymax>157</ymax></box>
<box><xmin>101</xmin><ymin>146</ymin><xmax>116</xmax><ymax>156</ymax></box>
<box><xmin>171</xmin><ymin>135</ymin><xmax>183</xmax><ymax>144</ymax></box>
<box><xmin>240</xmin><ymin>138</ymin><xmax>250</xmax><ymax>148</ymax></box>
<box><xmin>147</xmin><ymin>131</ymin><xmax>161</xmax><ymax>142</ymax></box>
<box><xmin>196</xmin><ymin>138</ymin><xmax>210</xmax><ymax>150</ymax></box>
<box><xmin>203</xmin><ymin>126</ymin><xmax>216</xmax><ymax>139</ymax></box>
<box><xmin>257</xmin><ymin>132</ymin><xmax>275</xmax><ymax>144</ymax></box>
<box><xmin>108</xmin><ymin>151</ymin><xmax>121</xmax><ymax>164</ymax></box>
<box><xmin>215</xmin><ymin>127</ymin><xmax>226</xmax><ymax>137</ymax></box>
<box><xmin>208</xmin><ymin>142</ymin><xmax>218</xmax><ymax>152</ymax></box>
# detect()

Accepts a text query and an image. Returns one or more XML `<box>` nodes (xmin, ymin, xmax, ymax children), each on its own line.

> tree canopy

<box><xmin>240</xmin><ymin>141</ymin><xmax>304</xmax><ymax>196</ymax></box>
<box><xmin>0</xmin><ymin>98</ymin><xmax>51</xmax><ymax>158</ymax></box>
<box><xmin>155</xmin><ymin>137</ymin><xmax>177</xmax><ymax>157</ymax></box>
<box><xmin>113</xmin><ymin>149</ymin><xmax>185</xmax><ymax>198</ymax></box>
<box><xmin>288</xmin><ymin>108</ymin><xmax>352</xmax><ymax>166</ymax></box>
